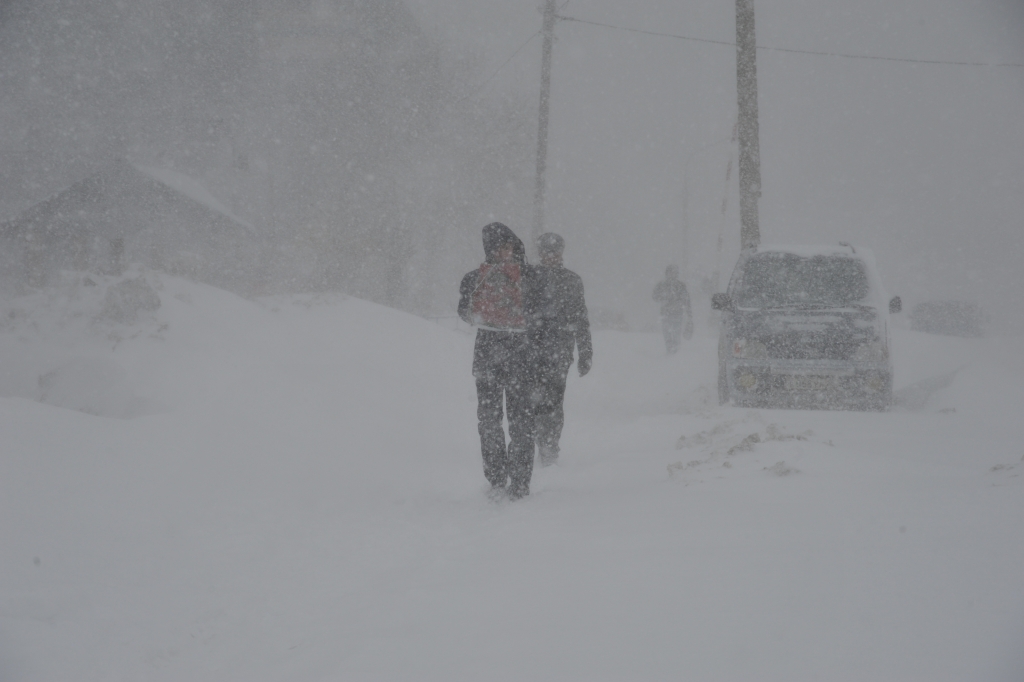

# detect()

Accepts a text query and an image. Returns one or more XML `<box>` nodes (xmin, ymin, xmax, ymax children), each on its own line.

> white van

<box><xmin>711</xmin><ymin>244</ymin><xmax>902</xmax><ymax>411</ymax></box>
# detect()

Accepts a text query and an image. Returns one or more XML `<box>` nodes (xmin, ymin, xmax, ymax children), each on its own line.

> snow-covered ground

<box><xmin>2</xmin><ymin>271</ymin><xmax>1022</xmax><ymax>681</ymax></box>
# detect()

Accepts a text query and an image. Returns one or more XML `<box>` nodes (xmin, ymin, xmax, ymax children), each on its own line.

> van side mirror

<box><xmin>889</xmin><ymin>296</ymin><xmax>902</xmax><ymax>314</ymax></box>
<box><xmin>712</xmin><ymin>293</ymin><xmax>733</xmax><ymax>311</ymax></box>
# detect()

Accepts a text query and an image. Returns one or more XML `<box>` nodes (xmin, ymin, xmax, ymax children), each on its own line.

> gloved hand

<box><xmin>578</xmin><ymin>356</ymin><xmax>592</xmax><ymax>377</ymax></box>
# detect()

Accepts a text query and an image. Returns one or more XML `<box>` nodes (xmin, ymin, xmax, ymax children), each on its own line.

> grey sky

<box><xmin>409</xmin><ymin>0</ymin><xmax>1024</xmax><ymax>331</ymax></box>
<box><xmin>2</xmin><ymin>0</ymin><xmax>1021</xmax><ymax>331</ymax></box>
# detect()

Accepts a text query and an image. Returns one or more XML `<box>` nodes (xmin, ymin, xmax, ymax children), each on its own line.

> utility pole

<box><xmin>735</xmin><ymin>0</ymin><xmax>761</xmax><ymax>250</ymax></box>
<box><xmin>681</xmin><ymin>168</ymin><xmax>689</xmax><ymax>282</ymax></box>
<box><xmin>531</xmin><ymin>0</ymin><xmax>557</xmax><ymax>245</ymax></box>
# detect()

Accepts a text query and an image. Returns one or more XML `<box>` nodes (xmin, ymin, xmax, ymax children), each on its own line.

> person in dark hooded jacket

<box><xmin>458</xmin><ymin>223</ymin><xmax>538</xmax><ymax>500</ymax></box>
<box><xmin>531</xmin><ymin>232</ymin><xmax>592</xmax><ymax>466</ymax></box>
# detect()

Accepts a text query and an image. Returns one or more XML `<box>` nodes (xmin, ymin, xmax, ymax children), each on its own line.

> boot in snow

<box><xmin>507</xmin><ymin>483</ymin><xmax>529</xmax><ymax>501</ymax></box>
<box><xmin>538</xmin><ymin>444</ymin><xmax>559</xmax><ymax>467</ymax></box>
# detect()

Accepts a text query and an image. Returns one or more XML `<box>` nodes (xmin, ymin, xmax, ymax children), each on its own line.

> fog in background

<box><xmin>2</xmin><ymin>0</ymin><xmax>1023</xmax><ymax>332</ymax></box>
<box><xmin>0</xmin><ymin>0</ymin><xmax>536</xmax><ymax>310</ymax></box>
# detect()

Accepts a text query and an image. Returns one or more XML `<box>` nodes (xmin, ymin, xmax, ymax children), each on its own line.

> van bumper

<box><xmin>726</xmin><ymin>359</ymin><xmax>892</xmax><ymax>410</ymax></box>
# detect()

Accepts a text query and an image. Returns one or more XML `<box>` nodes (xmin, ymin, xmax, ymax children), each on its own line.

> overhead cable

<box><xmin>457</xmin><ymin>0</ymin><xmax>574</xmax><ymax>102</ymax></box>
<box><xmin>557</xmin><ymin>14</ymin><xmax>1024</xmax><ymax>69</ymax></box>
<box><xmin>456</xmin><ymin>30</ymin><xmax>542</xmax><ymax>102</ymax></box>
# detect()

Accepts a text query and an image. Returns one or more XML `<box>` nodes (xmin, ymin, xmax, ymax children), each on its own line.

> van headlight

<box><xmin>865</xmin><ymin>375</ymin><xmax>887</xmax><ymax>392</ymax></box>
<box><xmin>736</xmin><ymin>373</ymin><xmax>759</xmax><ymax>390</ymax></box>
<box><xmin>853</xmin><ymin>340</ymin><xmax>887</xmax><ymax>362</ymax></box>
<box><xmin>733</xmin><ymin>338</ymin><xmax>768</xmax><ymax>359</ymax></box>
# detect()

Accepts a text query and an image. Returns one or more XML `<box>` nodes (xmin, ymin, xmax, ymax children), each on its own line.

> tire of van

<box><xmin>873</xmin><ymin>387</ymin><xmax>894</xmax><ymax>412</ymax></box>
<box><xmin>860</xmin><ymin>378</ymin><xmax>893</xmax><ymax>412</ymax></box>
<box><xmin>717</xmin><ymin>354</ymin><xmax>729</xmax><ymax>405</ymax></box>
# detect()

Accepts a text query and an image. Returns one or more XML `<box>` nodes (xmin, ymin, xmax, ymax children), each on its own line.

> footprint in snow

<box><xmin>765</xmin><ymin>461</ymin><xmax>799</xmax><ymax>477</ymax></box>
<box><xmin>989</xmin><ymin>454</ymin><xmax>1023</xmax><ymax>478</ymax></box>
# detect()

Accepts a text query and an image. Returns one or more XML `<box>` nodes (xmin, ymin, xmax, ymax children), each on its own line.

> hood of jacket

<box><xmin>482</xmin><ymin>222</ymin><xmax>527</xmax><ymax>266</ymax></box>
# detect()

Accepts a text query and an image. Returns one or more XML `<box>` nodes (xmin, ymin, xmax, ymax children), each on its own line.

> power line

<box><xmin>456</xmin><ymin>0</ymin><xmax>574</xmax><ymax>103</ymax></box>
<box><xmin>753</xmin><ymin>42</ymin><xmax>1024</xmax><ymax>68</ymax></box>
<box><xmin>557</xmin><ymin>14</ymin><xmax>1024</xmax><ymax>69</ymax></box>
<box><xmin>456</xmin><ymin>30</ymin><xmax>542</xmax><ymax>103</ymax></box>
<box><xmin>558</xmin><ymin>15</ymin><xmax>734</xmax><ymax>48</ymax></box>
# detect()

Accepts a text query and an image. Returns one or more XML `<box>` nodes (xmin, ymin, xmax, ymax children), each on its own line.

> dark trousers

<box><xmin>534</xmin><ymin>360</ymin><xmax>570</xmax><ymax>456</ymax></box>
<box><xmin>474</xmin><ymin>331</ymin><xmax>535</xmax><ymax>493</ymax></box>
<box><xmin>662</xmin><ymin>315</ymin><xmax>682</xmax><ymax>354</ymax></box>
<box><xmin>662</xmin><ymin>313</ymin><xmax>691</xmax><ymax>354</ymax></box>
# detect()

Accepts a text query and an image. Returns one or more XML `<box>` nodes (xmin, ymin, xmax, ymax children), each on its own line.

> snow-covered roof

<box><xmin>133</xmin><ymin>164</ymin><xmax>257</xmax><ymax>234</ymax></box>
<box><xmin>755</xmin><ymin>243</ymin><xmax>862</xmax><ymax>258</ymax></box>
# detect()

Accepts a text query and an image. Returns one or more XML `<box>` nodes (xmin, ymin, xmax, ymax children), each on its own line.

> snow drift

<box><xmin>1</xmin><ymin>271</ymin><xmax>1022</xmax><ymax>680</ymax></box>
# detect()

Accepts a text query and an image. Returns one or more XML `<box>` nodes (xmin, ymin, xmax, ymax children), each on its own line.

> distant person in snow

<box><xmin>531</xmin><ymin>232</ymin><xmax>592</xmax><ymax>467</ymax></box>
<box><xmin>458</xmin><ymin>223</ymin><xmax>538</xmax><ymax>501</ymax></box>
<box><xmin>653</xmin><ymin>265</ymin><xmax>692</xmax><ymax>354</ymax></box>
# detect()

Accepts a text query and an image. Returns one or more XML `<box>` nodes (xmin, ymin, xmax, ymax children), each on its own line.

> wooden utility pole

<box><xmin>735</xmin><ymin>0</ymin><xmax>762</xmax><ymax>250</ymax></box>
<box><xmin>531</xmin><ymin>0</ymin><xmax>557</xmax><ymax>244</ymax></box>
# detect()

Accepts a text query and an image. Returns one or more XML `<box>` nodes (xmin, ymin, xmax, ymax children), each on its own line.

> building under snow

<box><xmin>0</xmin><ymin>159</ymin><xmax>261</xmax><ymax>294</ymax></box>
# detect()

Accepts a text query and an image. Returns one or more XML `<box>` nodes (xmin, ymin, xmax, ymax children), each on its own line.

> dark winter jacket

<box><xmin>653</xmin><ymin>278</ymin><xmax>691</xmax><ymax>318</ymax></box>
<box><xmin>458</xmin><ymin>223</ymin><xmax>540</xmax><ymax>379</ymax></box>
<box><xmin>530</xmin><ymin>264</ymin><xmax>592</xmax><ymax>371</ymax></box>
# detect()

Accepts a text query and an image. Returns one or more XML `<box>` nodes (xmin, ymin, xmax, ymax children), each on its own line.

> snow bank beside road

<box><xmin>1</xmin><ymin>273</ymin><xmax>1022</xmax><ymax>680</ymax></box>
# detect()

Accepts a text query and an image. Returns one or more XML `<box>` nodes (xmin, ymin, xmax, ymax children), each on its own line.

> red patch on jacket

<box><xmin>471</xmin><ymin>263</ymin><xmax>525</xmax><ymax>329</ymax></box>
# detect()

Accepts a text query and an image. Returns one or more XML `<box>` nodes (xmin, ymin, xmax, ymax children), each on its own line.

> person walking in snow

<box><xmin>653</xmin><ymin>265</ymin><xmax>692</xmax><ymax>354</ymax></box>
<box><xmin>458</xmin><ymin>223</ymin><xmax>538</xmax><ymax>501</ymax></box>
<box><xmin>530</xmin><ymin>232</ymin><xmax>592</xmax><ymax>467</ymax></box>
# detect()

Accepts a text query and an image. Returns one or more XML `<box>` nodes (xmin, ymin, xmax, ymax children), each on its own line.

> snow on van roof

<box><xmin>755</xmin><ymin>243</ymin><xmax>871</xmax><ymax>259</ymax></box>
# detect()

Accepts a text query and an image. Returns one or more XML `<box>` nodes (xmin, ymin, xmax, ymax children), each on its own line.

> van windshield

<box><xmin>736</xmin><ymin>252</ymin><xmax>870</xmax><ymax>309</ymax></box>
